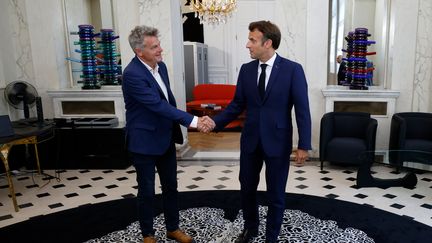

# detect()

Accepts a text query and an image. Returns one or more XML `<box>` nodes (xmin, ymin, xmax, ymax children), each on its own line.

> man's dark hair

<box><xmin>249</xmin><ymin>20</ymin><xmax>281</xmax><ymax>50</ymax></box>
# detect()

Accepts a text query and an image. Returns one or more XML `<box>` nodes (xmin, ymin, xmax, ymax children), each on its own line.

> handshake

<box><xmin>197</xmin><ymin>116</ymin><xmax>216</xmax><ymax>133</ymax></box>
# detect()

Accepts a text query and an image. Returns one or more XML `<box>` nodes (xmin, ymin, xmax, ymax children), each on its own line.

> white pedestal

<box><xmin>47</xmin><ymin>87</ymin><xmax>125</xmax><ymax>122</ymax></box>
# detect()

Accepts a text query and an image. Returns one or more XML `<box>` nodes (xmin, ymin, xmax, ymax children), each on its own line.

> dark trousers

<box><xmin>239</xmin><ymin>141</ymin><xmax>290</xmax><ymax>242</ymax></box>
<box><xmin>130</xmin><ymin>143</ymin><xmax>179</xmax><ymax>236</ymax></box>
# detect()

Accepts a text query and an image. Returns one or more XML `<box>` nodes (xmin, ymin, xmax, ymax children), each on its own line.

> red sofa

<box><xmin>186</xmin><ymin>84</ymin><xmax>236</xmax><ymax>110</ymax></box>
<box><xmin>186</xmin><ymin>84</ymin><xmax>244</xmax><ymax>129</ymax></box>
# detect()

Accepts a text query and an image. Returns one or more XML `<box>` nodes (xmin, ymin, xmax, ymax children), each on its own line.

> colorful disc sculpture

<box><xmin>67</xmin><ymin>25</ymin><xmax>121</xmax><ymax>89</ymax></box>
<box><xmin>76</xmin><ymin>25</ymin><xmax>100</xmax><ymax>89</ymax></box>
<box><xmin>99</xmin><ymin>29</ymin><xmax>120</xmax><ymax>85</ymax></box>
<box><xmin>341</xmin><ymin>28</ymin><xmax>376</xmax><ymax>90</ymax></box>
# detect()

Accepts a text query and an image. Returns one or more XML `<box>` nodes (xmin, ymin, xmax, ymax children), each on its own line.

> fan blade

<box><xmin>7</xmin><ymin>92</ymin><xmax>22</xmax><ymax>105</ymax></box>
<box><xmin>13</xmin><ymin>82</ymin><xmax>28</xmax><ymax>93</ymax></box>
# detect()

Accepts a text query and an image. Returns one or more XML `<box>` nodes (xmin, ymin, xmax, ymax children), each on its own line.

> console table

<box><xmin>0</xmin><ymin>121</ymin><xmax>54</xmax><ymax>212</ymax></box>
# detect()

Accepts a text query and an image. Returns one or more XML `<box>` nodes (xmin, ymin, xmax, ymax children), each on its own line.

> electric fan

<box><xmin>4</xmin><ymin>81</ymin><xmax>38</xmax><ymax>119</ymax></box>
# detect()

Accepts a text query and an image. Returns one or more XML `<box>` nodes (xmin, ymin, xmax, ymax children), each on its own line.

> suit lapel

<box><xmin>158</xmin><ymin>66</ymin><xmax>177</xmax><ymax>107</ymax></box>
<box><xmin>158</xmin><ymin>66</ymin><xmax>169</xmax><ymax>88</ymax></box>
<box><xmin>262</xmin><ymin>55</ymin><xmax>282</xmax><ymax>102</ymax></box>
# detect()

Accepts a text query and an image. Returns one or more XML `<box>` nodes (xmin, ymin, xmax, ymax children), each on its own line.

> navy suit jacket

<box><xmin>213</xmin><ymin>54</ymin><xmax>312</xmax><ymax>157</ymax></box>
<box><xmin>122</xmin><ymin>57</ymin><xmax>193</xmax><ymax>155</ymax></box>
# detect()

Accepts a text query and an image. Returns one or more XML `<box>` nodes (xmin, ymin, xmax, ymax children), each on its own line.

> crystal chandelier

<box><xmin>190</xmin><ymin>0</ymin><xmax>237</xmax><ymax>25</ymax></box>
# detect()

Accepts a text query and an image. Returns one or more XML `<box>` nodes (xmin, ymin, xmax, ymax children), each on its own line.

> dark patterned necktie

<box><xmin>258</xmin><ymin>64</ymin><xmax>267</xmax><ymax>99</ymax></box>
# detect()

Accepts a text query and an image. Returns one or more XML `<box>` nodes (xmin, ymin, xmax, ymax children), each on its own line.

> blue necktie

<box><xmin>258</xmin><ymin>64</ymin><xmax>267</xmax><ymax>99</ymax></box>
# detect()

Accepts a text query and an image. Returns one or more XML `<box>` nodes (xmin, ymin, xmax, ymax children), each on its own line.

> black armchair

<box><xmin>319</xmin><ymin>112</ymin><xmax>377</xmax><ymax>170</ymax></box>
<box><xmin>388</xmin><ymin>112</ymin><xmax>432</xmax><ymax>168</ymax></box>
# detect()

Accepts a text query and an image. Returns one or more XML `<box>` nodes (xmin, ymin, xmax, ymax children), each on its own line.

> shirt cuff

<box><xmin>189</xmin><ymin>116</ymin><xmax>198</xmax><ymax>128</ymax></box>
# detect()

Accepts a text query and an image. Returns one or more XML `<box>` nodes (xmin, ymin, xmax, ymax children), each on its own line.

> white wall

<box><xmin>112</xmin><ymin>0</ymin><xmax>139</xmax><ymax>71</ymax></box>
<box><xmin>352</xmin><ymin>0</ymin><xmax>376</xmax><ymax>32</ymax></box>
<box><xmin>305</xmin><ymin>0</ymin><xmax>330</xmax><ymax>155</ymax></box>
<box><xmin>1</xmin><ymin>0</ymin><xmax>36</xmax><ymax>119</ymax></box>
<box><xmin>26</xmin><ymin>0</ymin><xmax>68</xmax><ymax>118</ymax></box>
<box><xmin>413</xmin><ymin>0</ymin><xmax>432</xmax><ymax>112</ymax></box>
<box><xmin>388</xmin><ymin>0</ymin><xmax>420</xmax><ymax>112</ymax></box>
<box><xmin>0</xmin><ymin>0</ymin><xmax>8</xmax><ymax>114</ymax></box>
<box><xmin>374</xmin><ymin>0</ymin><xmax>389</xmax><ymax>86</ymax></box>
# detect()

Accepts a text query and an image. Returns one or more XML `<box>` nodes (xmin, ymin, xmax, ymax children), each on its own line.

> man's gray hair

<box><xmin>128</xmin><ymin>25</ymin><xmax>159</xmax><ymax>51</ymax></box>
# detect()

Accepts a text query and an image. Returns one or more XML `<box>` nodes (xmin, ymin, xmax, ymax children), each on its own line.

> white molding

<box><xmin>322</xmin><ymin>86</ymin><xmax>400</xmax><ymax>98</ymax></box>
<box><xmin>47</xmin><ymin>88</ymin><xmax>125</xmax><ymax>122</ymax></box>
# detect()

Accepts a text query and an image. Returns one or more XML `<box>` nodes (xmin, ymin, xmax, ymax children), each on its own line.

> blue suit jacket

<box><xmin>122</xmin><ymin>57</ymin><xmax>193</xmax><ymax>155</ymax></box>
<box><xmin>213</xmin><ymin>54</ymin><xmax>312</xmax><ymax>157</ymax></box>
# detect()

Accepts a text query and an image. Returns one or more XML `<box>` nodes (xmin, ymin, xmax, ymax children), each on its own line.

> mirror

<box><xmin>63</xmin><ymin>0</ymin><xmax>118</xmax><ymax>87</ymax></box>
<box><xmin>328</xmin><ymin>0</ymin><xmax>390</xmax><ymax>87</ymax></box>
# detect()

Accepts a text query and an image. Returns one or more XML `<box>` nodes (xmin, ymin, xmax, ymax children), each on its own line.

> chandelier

<box><xmin>190</xmin><ymin>0</ymin><xmax>237</xmax><ymax>25</ymax></box>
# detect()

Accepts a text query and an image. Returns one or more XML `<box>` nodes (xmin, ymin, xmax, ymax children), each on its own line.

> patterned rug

<box><xmin>85</xmin><ymin>206</ymin><xmax>374</xmax><ymax>243</ymax></box>
<box><xmin>2</xmin><ymin>191</ymin><xmax>430</xmax><ymax>243</ymax></box>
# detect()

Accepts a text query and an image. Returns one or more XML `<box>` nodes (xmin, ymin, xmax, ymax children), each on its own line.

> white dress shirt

<box><xmin>257</xmin><ymin>52</ymin><xmax>277</xmax><ymax>89</ymax></box>
<box><xmin>139</xmin><ymin>58</ymin><xmax>198</xmax><ymax>128</ymax></box>
<box><xmin>140</xmin><ymin>60</ymin><xmax>169</xmax><ymax>102</ymax></box>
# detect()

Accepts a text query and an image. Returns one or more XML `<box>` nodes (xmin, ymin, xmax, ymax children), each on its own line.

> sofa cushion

<box><xmin>192</xmin><ymin>84</ymin><xmax>236</xmax><ymax>100</ymax></box>
<box><xmin>326</xmin><ymin>137</ymin><xmax>367</xmax><ymax>164</ymax></box>
<box><xmin>186</xmin><ymin>84</ymin><xmax>243</xmax><ymax>129</ymax></box>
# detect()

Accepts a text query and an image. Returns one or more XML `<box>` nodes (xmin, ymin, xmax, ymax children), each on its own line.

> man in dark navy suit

<box><xmin>122</xmin><ymin>25</ymin><xmax>212</xmax><ymax>243</ymax></box>
<box><xmin>337</xmin><ymin>54</ymin><xmax>347</xmax><ymax>85</ymax></box>
<box><xmin>211</xmin><ymin>20</ymin><xmax>312</xmax><ymax>243</ymax></box>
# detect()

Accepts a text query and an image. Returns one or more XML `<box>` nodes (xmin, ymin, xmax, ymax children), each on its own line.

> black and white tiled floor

<box><xmin>1</xmin><ymin>158</ymin><xmax>432</xmax><ymax>229</ymax></box>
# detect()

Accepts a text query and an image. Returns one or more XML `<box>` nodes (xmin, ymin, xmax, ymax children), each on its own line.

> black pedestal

<box><xmin>3</xmin><ymin>121</ymin><xmax>130</xmax><ymax>171</ymax></box>
<box><xmin>54</xmin><ymin>126</ymin><xmax>130</xmax><ymax>169</ymax></box>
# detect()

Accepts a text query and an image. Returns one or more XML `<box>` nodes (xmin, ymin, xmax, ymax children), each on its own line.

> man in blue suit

<box><xmin>122</xmin><ymin>25</ymin><xmax>211</xmax><ymax>243</ymax></box>
<box><xmin>211</xmin><ymin>20</ymin><xmax>312</xmax><ymax>243</ymax></box>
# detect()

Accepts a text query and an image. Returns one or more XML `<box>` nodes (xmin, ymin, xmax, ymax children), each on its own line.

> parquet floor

<box><xmin>187</xmin><ymin>131</ymin><xmax>240</xmax><ymax>151</ymax></box>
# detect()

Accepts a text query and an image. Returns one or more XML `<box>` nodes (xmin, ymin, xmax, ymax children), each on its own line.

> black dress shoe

<box><xmin>234</xmin><ymin>229</ymin><xmax>258</xmax><ymax>243</ymax></box>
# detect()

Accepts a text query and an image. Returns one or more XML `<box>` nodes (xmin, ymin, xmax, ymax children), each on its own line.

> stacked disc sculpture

<box><xmin>341</xmin><ymin>27</ymin><xmax>376</xmax><ymax>90</ymax></box>
<box><xmin>99</xmin><ymin>29</ymin><xmax>120</xmax><ymax>85</ymax></box>
<box><xmin>67</xmin><ymin>25</ymin><xmax>121</xmax><ymax>89</ymax></box>
<box><xmin>75</xmin><ymin>25</ymin><xmax>101</xmax><ymax>89</ymax></box>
